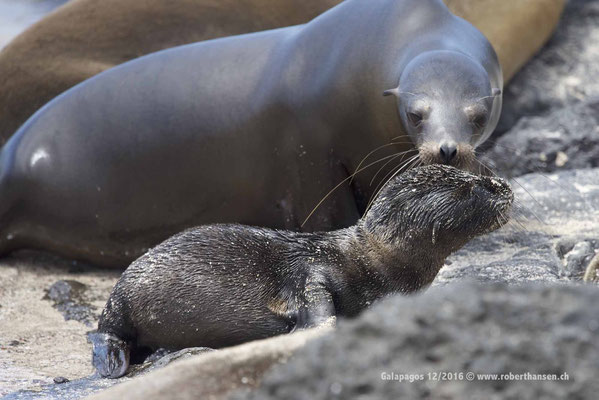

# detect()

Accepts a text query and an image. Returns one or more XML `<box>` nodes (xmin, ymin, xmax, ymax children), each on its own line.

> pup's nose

<box><xmin>439</xmin><ymin>142</ymin><xmax>457</xmax><ymax>164</ymax></box>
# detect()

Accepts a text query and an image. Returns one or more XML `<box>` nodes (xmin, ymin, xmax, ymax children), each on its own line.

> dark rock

<box><xmin>43</xmin><ymin>280</ymin><xmax>97</xmax><ymax>326</ymax></box>
<box><xmin>497</xmin><ymin>0</ymin><xmax>599</xmax><ymax>133</ymax></box>
<box><xmin>236</xmin><ymin>282</ymin><xmax>599</xmax><ymax>400</ymax></box>
<box><xmin>487</xmin><ymin>98</ymin><xmax>599</xmax><ymax>177</ymax></box>
<box><xmin>52</xmin><ymin>377</ymin><xmax>69</xmax><ymax>384</ymax></box>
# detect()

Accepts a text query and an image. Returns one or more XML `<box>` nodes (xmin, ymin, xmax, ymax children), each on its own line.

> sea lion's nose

<box><xmin>439</xmin><ymin>142</ymin><xmax>457</xmax><ymax>164</ymax></box>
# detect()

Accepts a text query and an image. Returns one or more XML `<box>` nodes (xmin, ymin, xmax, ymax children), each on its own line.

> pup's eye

<box><xmin>472</xmin><ymin>115</ymin><xmax>488</xmax><ymax>129</ymax></box>
<box><xmin>407</xmin><ymin>112</ymin><xmax>423</xmax><ymax>127</ymax></box>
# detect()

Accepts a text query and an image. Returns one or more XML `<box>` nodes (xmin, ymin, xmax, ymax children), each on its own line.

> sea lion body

<box><xmin>91</xmin><ymin>165</ymin><xmax>513</xmax><ymax>378</ymax></box>
<box><xmin>0</xmin><ymin>0</ymin><xmax>502</xmax><ymax>266</ymax></box>
<box><xmin>0</xmin><ymin>0</ymin><xmax>565</xmax><ymax>143</ymax></box>
<box><xmin>0</xmin><ymin>0</ymin><xmax>342</xmax><ymax>142</ymax></box>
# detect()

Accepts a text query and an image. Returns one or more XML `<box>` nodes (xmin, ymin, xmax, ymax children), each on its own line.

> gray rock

<box><xmin>1</xmin><ymin>347</ymin><xmax>213</xmax><ymax>400</ymax></box>
<box><xmin>43</xmin><ymin>280</ymin><xmax>97</xmax><ymax>326</ymax></box>
<box><xmin>436</xmin><ymin>167</ymin><xmax>599</xmax><ymax>285</ymax></box>
<box><xmin>497</xmin><ymin>0</ymin><xmax>599</xmax><ymax>133</ymax></box>
<box><xmin>557</xmin><ymin>238</ymin><xmax>598</xmax><ymax>278</ymax></box>
<box><xmin>486</xmin><ymin>98</ymin><xmax>599</xmax><ymax>177</ymax></box>
<box><xmin>236</xmin><ymin>282</ymin><xmax>599</xmax><ymax>400</ymax></box>
<box><xmin>85</xmin><ymin>327</ymin><xmax>331</xmax><ymax>400</ymax></box>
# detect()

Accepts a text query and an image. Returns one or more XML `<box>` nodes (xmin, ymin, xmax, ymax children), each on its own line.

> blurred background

<box><xmin>0</xmin><ymin>0</ymin><xmax>66</xmax><ymax>49</ymax></box>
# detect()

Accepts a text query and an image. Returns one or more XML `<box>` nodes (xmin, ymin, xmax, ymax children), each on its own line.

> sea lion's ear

<box><xmin>383</xmin><ymin>87</ymin><xmax>400</xmax><ymax>97</ymax></box>
<box><xmin>492</xmin><ymin>88</ymin><xmax>502</xmax><ymax>97</ymax></box>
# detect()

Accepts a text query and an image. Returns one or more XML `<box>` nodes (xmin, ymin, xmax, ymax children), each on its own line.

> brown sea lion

<box><xmin>0</xmin><ymin>0</ymin><xmax>341</xmax><ymax>142</ymax></box>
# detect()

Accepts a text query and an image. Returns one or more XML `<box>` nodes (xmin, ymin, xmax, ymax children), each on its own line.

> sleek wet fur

<box><xmin>0</xmin><ymin>0</ymin><xmax>502</xmax><ymax>267</ymax></box>
<box><xmin>91</xmin><ymin>165</ymin><xmax>513</xmax><ymax>378</ymax></box>
<box><xmin>0</xmin><ymin>0</ymin><xmax>341</xmax><ymax>142</ymax></box>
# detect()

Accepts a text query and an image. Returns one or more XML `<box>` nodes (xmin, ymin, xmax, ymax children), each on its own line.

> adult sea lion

<box><xmin>90</xmin><ymin>164</ymin><xmax>514</xmax><ymax>378</ymax></box>
<box><xmin>0</xmin><ymin>0</ymin><xmax>342</xmax><ymax>142</ymax></box>
<box><xmin>0</xmin><ymin>0</ymin><xmax>565</xmax><ymax>143</ymax></box>
<box><xmin>0</xmin><ymin>0</ymin><xmax>502</xmax><ymax>267</ymax></box>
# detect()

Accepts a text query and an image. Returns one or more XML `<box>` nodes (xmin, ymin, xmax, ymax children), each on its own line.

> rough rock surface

<box><xmin>85</xmin><ymin>327</ymin><xmax>331</xmax><ymax>400</ymax></box>
<box><xmin>497</xmin><ymin>0</ymin><xmax>599</xmax><ymax>133</ymax></box>
<box><xmin>1</xmin><ymin>347</ymin><xmax>215</xmax><ymax>400</ymax></box>
<box><xmin>235</xmin><ymin>283</ymin><xmax>599</xmax><ymax>400</ymax></box>
<box><xmin>436</xmin><ymin>167</ymin><xmax>599</xmax><ymax>285</ymax></box>
<box><xmin>487</xmin><ymin>98</ymin><xmax>599</xmax><ymax>177</ymax></box>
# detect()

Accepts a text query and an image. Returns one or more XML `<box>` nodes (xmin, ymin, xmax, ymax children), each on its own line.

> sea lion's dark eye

<box><xmin>407</xmin><ymin>112</ymin><xmax>423</xmax><ymax>127</ymax></box>
<box><xmin>472</xmin><ymin>114</ymin><xmax>487</xmax><ymax>129</ymax></box>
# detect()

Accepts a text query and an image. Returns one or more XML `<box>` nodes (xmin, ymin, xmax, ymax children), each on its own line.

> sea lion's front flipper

<box><xmin>89</xmin><ymin>332</ymin><xmax>130</xmax><ymax>379</ymax></box>
<box><xmin>293</xmin><ymin>273</ymin><xmax>336</xmax><ymax>331</ymax></box>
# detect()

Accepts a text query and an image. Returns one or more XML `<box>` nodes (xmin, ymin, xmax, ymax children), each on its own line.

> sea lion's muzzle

<box><xmin>418</xmin><ymin>141</ymin><xmax>476</xmax><ymax>171</ymax></box>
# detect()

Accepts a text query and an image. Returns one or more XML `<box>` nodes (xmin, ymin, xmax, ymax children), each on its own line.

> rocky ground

<box><xmin>235</xmin><ymin>283</ymin><xmax>599</xmax><ymax>400</ymax></box>
<box><xmin>2</xmin><ymin>0</ymin><xmax>599</xmax><ymax>398</ymax></box>
<box><xmin>496</xmin><ymin>0</ymin><xmax>599</xmax><ymax>134</ymax></box>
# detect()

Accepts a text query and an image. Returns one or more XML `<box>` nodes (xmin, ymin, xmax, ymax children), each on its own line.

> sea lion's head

<box><xmin>362</xmin><ymin>164</ymin><xmax>512</xmax><ymax>255</ymax></box>
<box><xmin>384</xmin><ymin>50</ymin><xmax>502</xmax><ymax>172</ymax></box>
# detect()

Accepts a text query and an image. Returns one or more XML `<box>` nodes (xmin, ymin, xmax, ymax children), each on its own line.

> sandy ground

<box><xmin>0</xmin><ymin>0</ymin><xmax>117</xmax><ymax>395</ymax></box>
<box><xmin>0</xmin><ymin>252</ymin><xmax>120</xmax><ymax>395</ymax></box>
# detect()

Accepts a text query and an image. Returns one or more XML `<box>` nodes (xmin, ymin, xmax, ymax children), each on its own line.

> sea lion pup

<box><xmin>0</xmin><ymin>0</ymin><xmax>504</xmax><ymax>267</ymax></box>
<box><xmin>91</xmin><ymin>165</ymin><xmax>513</xmax><ymax>378</ymax></box>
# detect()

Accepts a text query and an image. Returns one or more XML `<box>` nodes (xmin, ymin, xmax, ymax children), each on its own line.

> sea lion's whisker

<box><xmin>369</xmin><ymin>154</ymin><xmax>404</xmax><ymax>187</ymax></box>
<box><xmin>390</xmin><ymin>135</ymin><xmax>413</xmax><ymax>142</ymax></box>
<box><xmin>365</xmin><ymin>154</ymin><xmax>420</xmax><ymax>213</ymax></box>
<box><xmin>302</xmin><ymin>152</ymin><xmax>409</xmax><ymax>227</ymax></box>
<box><xmin>498</xmin><ymin>208</ymin><xmax>526</xmax><ymax>233</ymax></box>
<box><xmin>502</xmin><ymin>218</ymin><xmax>528</xmax><ymax>234</ymax></box>
<box><xmin>351</xmin><ymin>142</ymin><xmax>409</xmax><ymax>185</ymax></box>
<box><xmin>502</xmin><ymin>202</ymin><xmax>530</xmax><ymax>232</ymax></box>
<box><xmin>474</xmin><ymin>158</ymin><xmax>499</xmax><ymax>178</ymax></box>
<box><xmin>509</xmin><ymin>200</ymin><xmax>539</xmax><ymax>231</ymax></box>
<box><xmin>509</xmin><ymin>178</ymin><xmax>548</xmax><ymax>225</ymax></box>
<box><xmin>365</xmin><ymin>157</ymin><xmax>414</xmax><ymax>214</ymax></box>
<box><xmin>474</xmin><ymin>157</ymin><xmax>547</xmax><ymax>226</ymax></box>
<box><xmin>369</xmin><ymin>149</ymin><xmax>417</xmax><ymax>186</ymax></box>
<box><xmin>472</xmin><ymin>159</ymin><xmax>533</xmax><ymax>234</ymax></box>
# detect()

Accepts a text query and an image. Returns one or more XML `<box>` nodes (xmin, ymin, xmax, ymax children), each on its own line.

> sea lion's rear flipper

<box><xmin>89</xmin><ymin>332</ymin><xmax>130</xmax><ymax>378</ymax></box>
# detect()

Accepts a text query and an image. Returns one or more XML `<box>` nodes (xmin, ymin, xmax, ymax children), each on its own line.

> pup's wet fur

<box><xmin>92</xmin><ymin>164</ymin><xmax>513</xmax><ymax>378</ymax></box>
